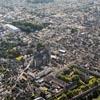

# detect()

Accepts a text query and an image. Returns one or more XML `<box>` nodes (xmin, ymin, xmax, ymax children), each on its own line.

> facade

<box><xmin>33</xmin><ymin>46</ymin><xmax>51</xmax><ymax>68</ymax></box>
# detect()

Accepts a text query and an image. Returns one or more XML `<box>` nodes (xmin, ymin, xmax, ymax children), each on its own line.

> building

<box><xmin>4</xmin><ymin>24</ymin><xmax>20</xmax><ymax>33</ymax></box>
<box><xmin>33</xmin><ymin>44</ymin><xmax>51</xmax><ymax>68</ymax></box>
<box><xmin>35</xmin><ymin>67</ymin><xmax>52</xmax><ymax>79</ymax></box>
<box><xmin>34</xmin><ymin>97</ymin><xmax>45</xmax><ymax>100</ymax></box>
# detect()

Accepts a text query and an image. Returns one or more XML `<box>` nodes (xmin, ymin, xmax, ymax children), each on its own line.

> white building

<box><xmin>4</xmin><ymin>24</ymin><xmax>20</xmax><ymax>33</ymax></box>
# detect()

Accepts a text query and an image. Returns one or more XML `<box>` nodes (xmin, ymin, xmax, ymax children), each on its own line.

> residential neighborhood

<box><xmin>0</xmin><ymin>0</ymin><xmax>100</xmax><ymax>100</ymax></box>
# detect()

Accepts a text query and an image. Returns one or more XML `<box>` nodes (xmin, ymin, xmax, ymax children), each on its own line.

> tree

<box><xmin>92</xmin><ymin>90</ymin><xmax>99</xmax><ymax>98</ymax></box>
<box><xmin>37</xmin><ymin>43</ymin><xmax>44</xmax><ymax>51</ymax></box>
<box><xmin>57</xmin><ymin>93</ymin><xmax>66</xmax><ymax>100</ymax></box>
<box><xmin>67</xmin><ymin>90</ymin><xmax>74</xmax><ymax>99</ymax></box>
<box><xmin>57</xmin><ymin>75</ymin><xmax>70</xmax><ymax>82</ymax></box>
<box><xmin>71</xmin><ymin>75</ymin><xmax>80</xmax><ymax>82</ymax></box>
<box><xmin>80</xmin><ymin>85</ymin><xmax>89</xmax><ymax>92</ymax></box>
<box><xmin>88</xmin><ymin>77</ymin><xmax>98</xmax><ymax>87</ymax></box>
<box><xmin>71</xmin><ymin>28</ymin><xmax>78</xmax><ymax>33</ymax></box>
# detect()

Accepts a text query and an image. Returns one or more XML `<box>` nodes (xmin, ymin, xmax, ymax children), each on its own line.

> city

<box><xmin>0</xmin><ymin>0</ymin><xmax>100</xmax><ymax>100</ymax></box>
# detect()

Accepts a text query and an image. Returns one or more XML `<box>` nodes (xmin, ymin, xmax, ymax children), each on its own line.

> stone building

<box><xmin>33</xmin><ymin>43</ymin><xmax>51</xmax><ymax>68</ymax></box>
